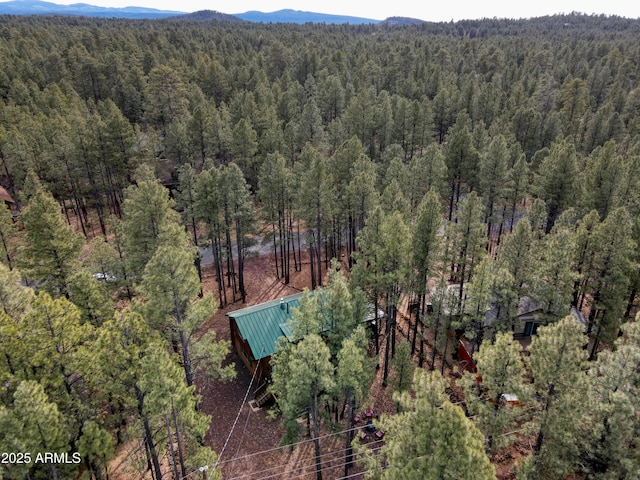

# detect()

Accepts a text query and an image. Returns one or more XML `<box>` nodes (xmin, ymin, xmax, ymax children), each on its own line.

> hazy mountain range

<box><xmin>0</xmin><ymin>0</ymin><xmax>426</xmax><ymax>23</ymax></box>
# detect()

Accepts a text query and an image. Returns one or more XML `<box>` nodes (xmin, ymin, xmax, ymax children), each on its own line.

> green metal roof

<box><xmin>226</xmin><ymin>292</ymin><xmax>304</xmax><ymax>360</ymax></box>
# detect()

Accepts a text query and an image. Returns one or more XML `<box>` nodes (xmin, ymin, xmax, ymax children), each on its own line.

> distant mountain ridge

<box><xmin>0</xmin><ymin>0</ymin><xmax>182</xmax><ymax>18</ymax></box>
<box><xmin>168</xmin><ymin>9</ymin><xmax>242</xmax><ymax>22</ymax></box>
<box><xmin>234</xmin><ymin>9</ymin><xmax>381</xmax><ymax>24</ymax></box>
<box><xmin>0</xmin><ymin>0</ymin><xmax>414</xmax><ymax>23</ymax></box>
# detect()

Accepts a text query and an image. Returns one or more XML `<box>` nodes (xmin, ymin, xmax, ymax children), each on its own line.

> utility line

<box><xmin>216</xmin><ymin>424</ymin><xmax>368</xmax><ymax>466</ymax></box>
<box><xmin>213</xmin><ymin>352</ymin><xmax>262</xmax><ymax>472</ymax></box>
<box><xmin>227</xmin><ymin>443</ymin><xmax>386</xmax><ymax>480</ymax></box>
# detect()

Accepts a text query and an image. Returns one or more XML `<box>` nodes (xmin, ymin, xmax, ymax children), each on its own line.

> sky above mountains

<box><xmin>16</xmin><ymin>0</ymin><xmax>640</xmax><ymax>22</ymax></box>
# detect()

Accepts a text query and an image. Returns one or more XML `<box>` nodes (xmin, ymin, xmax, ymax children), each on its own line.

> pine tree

<box><xmin>68</xmin><ymin>268</ymin><xmax>114</xmax><ymax>326</ymax></box>
<box><xmin>410</xmin><ymin>189</ymin><xmax>442</xmax><ymax>354</ymax></box>
<box><xmin>258</xmin><ymin>152</ymin><xmax>295</xmax><ymax>283</ymax></box>
<box><xmin>335</xmin><ymin>326</ymin><xmax>372</xmax><ymax>476</ymax></box>
<box><xmin>532</xmin><ymin>222</ymin><xmax>576</xmax><ymax>321</ymax></box>
<box><xmin>580</xmin><ymin>140</ymin><xmax>622</xmax><ymax>219</ymax></box>
<box><xmin>461</xmin><ymin>256</ymin><xmax>502</xmax><ymax>355</ymax></box>
<box><xmin>504</xmin><ymin>153</ymin><xmax>529</xmax><ymax>237</ymax></box>
<box><xmin>583</xmin><ymin>319</ymin><xmax>640</xmax><ymax>478</ymax></box>
<box><xmin>390</xmin><ymin>339</ymin><xmax>414</xmax><ymax>411</ymax></box>
<box><xmin>140</xmin><ymin>244</ymin><xmax>232</xmax><ymax>387</ymax></box>
<box><xmin>2</xmin><ymin>380</ymin><xmax>71</xmax><ymax>480</ymax></box>
<box><xmin>122</xmin><ymin>164</ymin><xmax>187</xmax><ymax>279</ymax></box>
<box><xmin>137</xmin><ymin>342</ymin><xmax>217</xmax><ymax>480</ymax></box>
<box><xmin>230</xmin><ymin>118</ymin><xmax>259</xmax><ymax>188</ymax></box>
<box><xmin>356</xmin><ymin>209</ymin><xmax>410</xmax><ymax>386</ymax></box>
<box><xmin>176</xmin><ymin>164</ymin><xmax>204</xmax><ymax>289</ymax></box>
<box><xmin>84</xmin><ymin>236</ymin><xmax>118</xmax><ymax>283</ymax></box>
<box><xmin>357</xmin><ymin>370</ymin><xmax>495</xmax><ymax>480</ymax></box>
<box><xmin>534</xmin><ymin>137</ymin><xmax>578</xmax><ymax>232</ymax></box>
<box><xmin>297</xmin><ymin>144</ymin><xmax>332</xmax><ymax>288</ymax></box>
<box><xmin>0</xmin><ymin>262</ymin><xmax>34</xmax><ymax>320</ymax></box>
<box><xmin>520</xmin><ymin>316</ymin><xmax>589</xmax><ymax>479</ymax></box>
<box><xmin>462</xmin><ymin>332</ymin><xmax>530</xmax><ymax>453</ymax></box>
<box><xmin>17</xmin><ymin>176</ymin><xmax>83</xmax><ymax>297</ymax></box>
<box><xmin>478</xmin><ymin>134</ymin><xmax>509</xmax><ymax>242</ymax></box>
<box><xmin>492</xmin><ymin>219</ymin><xmax>537</xmax><ymax>331</ymax></box>
<box><xmin>193</xmin><ymin>165</ymin><xmax>226</xmax><ymax>306</ymax></box>
<box><xmin>406</xmin><ymin>144</ymin><xmax>448</xmax><ymax>213</ymax></box>
<box><xmin>0</xmin><ymin>204</ymin><xmax>18</xmax><ymax>270</ymax></box>
<box><xmin>20</xmin><ymin>292</ymin><xmax>94</xmax><ymax>445</ymax></box>
<box><xmin>584</xmin><ymin>207</ymin><xmax>635</xmax><ymax>359</ymax></box>
<box><xmin>77</xmin><ymin>420</ymin><xmax>115</xmax><ymax>480</ymax></box>
<box><xmin>219</xmin><ymin>163</ymin><xmax>254</xmax><ymax>303</ymax></box>
<box><xmin>87</xmin><ymin>311</ymin><xmax>162</xmax><ymax>475</ymax></box>
<box><xmin>444</xmin><ymin>112</ymin><xmax>480</xmax><ymax>221</ymax></box>
<box><xmin>351</xmin><ymin>207</ymin><xmax>385</xmax><ymax>356</ymax></box>
<box><xmin>448</xmin><ymin>191</ymin><xmax>487</xmax><ymax>304</ymax></box>
<box><xmin>323</xmin><ymin>262</ymin><xmax>358</xmax><ymax>356</ymax></box>
<box><xmin>270</xmin><ymin>334</ymin><xmax>335</xmax><ymax>480</ymax></box>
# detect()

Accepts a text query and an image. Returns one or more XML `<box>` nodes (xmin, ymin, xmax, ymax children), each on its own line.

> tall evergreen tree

<box><xmin>1</xmin><ymin>380</ymin><xmax>71</xmax><ymax>480</ymax></box>
<box><xmin>478</xmin><ymin>134</ymin><xmax>509</xmax><ymax>242</ymax></box>
<box><xmin>137</xmin><ymin>342</ymin><xmax>218</xmax><ymax>480</ymax></box>
<box><xmin>583</xmin><ymin>319</ymin><xmax>640</xmax><ymax>478</ymax></box>
<box><xmin>580</xmin><ymin>140</ymin><xmax>622</xmax><ymax>219</ymax></box>
<box><xmin>462</xmin><ymin>332</ymin><xmax>530</xmax><ymax>453</ymax></box>
<box><xmin>444</xmin><ymin>112</ymin><xmax>479</xmax><ymax>221</ymax></box>
<box><xmin>410</xmin><ymin>189</ymin><xmax>442</xmax><ymax>353</ymax></box>
<box><xmin>520</xmin><ymin>316</ymin><xmax>589</xmax><ymax>479</ymax></box>
<box><xmin>0</xmin><ymin>204</ymin><xmax>19</xmax><ymax>270</ymax></box>
<box><xmin>335</xmin><ymin>325</ymin><xmax>372</xmax><ymax>476</ymax></box>
<box><xmin>448</xmin><ymin>191</ymin><xmax>487</xmax><ymax>303</ymax></box>
<box><xmin>534</xmin><ymin>137</ymin><xmax>578</xmax><ymax>232</ymax></box>
<box><xmin>583</xmin><ymin>207</ymin><xmax>635</xmax><ymax>359</ymax></box>
<box><xmin>258</xmin><ymin>152</ymin><xmax>295</xmax><ymax>283</ymax></box>
<box><xmin>532</xmin><ymin>222</ymin><xmax>576</xmax><ymax>321</ymax></box>
<box><xmin>270</xmin><ymin>333</ymin><xmax>334</xmax><ymax>480</ymax></box>
<box><xmin>492</xmin><ymin>219</ymin><xmax>537</xmax><ymax>331</ymax></box>
<box><xmin>219</xmin><ymin>163</ymin><xmax>254</xmax><ymax>303</ymax></box>
<box><xmin>297</xmin><ymin>144</ymin><xmax>332</xmax><ymax>288</ymax></box>
<box><xmin>17</xmin><ymin>175</ymin><xmax>83</xmax><ymax>297</ymax></box>
<box><xmin>357</xmin><ymin>370</ymin><xmax>495</xmax><ymax>480</ymax></box>
<box><xmin>193</xmin><ymin>164</ymin><xmax>227</xmax><ymax>306</ymax></box>
<box><xmin>122</xmin><ymin>164</ymin><xmax>186</xmax><ymax>279</ymax></box>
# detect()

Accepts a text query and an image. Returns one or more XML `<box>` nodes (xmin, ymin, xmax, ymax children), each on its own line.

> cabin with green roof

<box><xmin>227</xmin><ymin>292</ymin><xmax>304</xmax><ymax>386</ymax></box>
<box><xmin>227</xmin><ymin>291</ymin><xmax>384</xmax><ymax>395</ymax></box>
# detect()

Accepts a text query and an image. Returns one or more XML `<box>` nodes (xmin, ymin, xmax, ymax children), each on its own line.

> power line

<box><xmin>226</xmin><ymin>442</ymin><xmax>386</xmax><ymax>480</ymax></box>
<box><xmin>335</xmin><ymin>466</ymin><xmax>382</xmax><ymax>480</ymax></box>
<box><xmin>227</xmin><ymin>445</ymin><xmax>357</xmax><ymax>480</ymax></box>
<box><xmin>226</xmin><ymin>443</ymin><xmax>357</xmax><ymax>479</ymax></box>
<box><xmin>215</xmin><ymin>383</ymin><xmax>537</xmax><ymax>479</ymax></box>
<box><xmin>255</xmin><ymin>445</ymin><xmax>386</xmax><ymax>480</ymax></box>
<box><xmin>213</xmin><ymin>354</ymin><xmax>262</xmax><ymax>472</ymax></box>
<box><xmin>217</xmin><ymin>399</ymin><xmax>471</xmax><ymax>472</ymax></box>
<box><xmin>223</xmin><ymin>417</ymin><xmax>534</xmax><ymax>480</ymax></box>
<box><xmin>223</xmin><ymin>409</ymin><xmax>536</xmax><ymax>480</ymax></box>
<box><xmin>216</xmin><ymin>424</ymin><xmax>368</xmax><ymax>466</ymax></box>
<box><xmin>227</xmin><ymin>396</ymin><xmax>254</xmax><ymax>477</ymax></box>
<box><xmin>282</xmin><ymin>444</ymin><xmax>387</xmax><ymax>480</ymax></box>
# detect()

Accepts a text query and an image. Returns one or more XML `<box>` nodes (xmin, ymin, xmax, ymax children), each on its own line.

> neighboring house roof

<box><xmin>227</xmin><ymin>292</ymin><xmax>304</xmax><ymax>361</ymax></box>
<box><xmin>0</xmin><ymin>186</ymin><xmax>15</xmax><ymax>204</ymax></box>
<box><xmin>484</xmin><ymin>295</ymin><xmax>543</xmax><ymax>326</ymax></box>
<box><xmin>571</xmin><ymin>305</ymin><xmax>590</xmax><ymax>333</ymax></box>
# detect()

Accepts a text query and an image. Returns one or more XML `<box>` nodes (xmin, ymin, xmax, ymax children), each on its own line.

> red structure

<box><xmin>457</xmin><ymin>337</ymin><xmax>477</xmax><ymax>373</ymax></box>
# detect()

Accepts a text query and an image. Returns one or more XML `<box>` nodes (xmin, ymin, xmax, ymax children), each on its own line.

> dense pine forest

<box><xmin>0</xmin><ymin>11</ymin><xmax>639</xmax><ymax>480</ymax></box>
